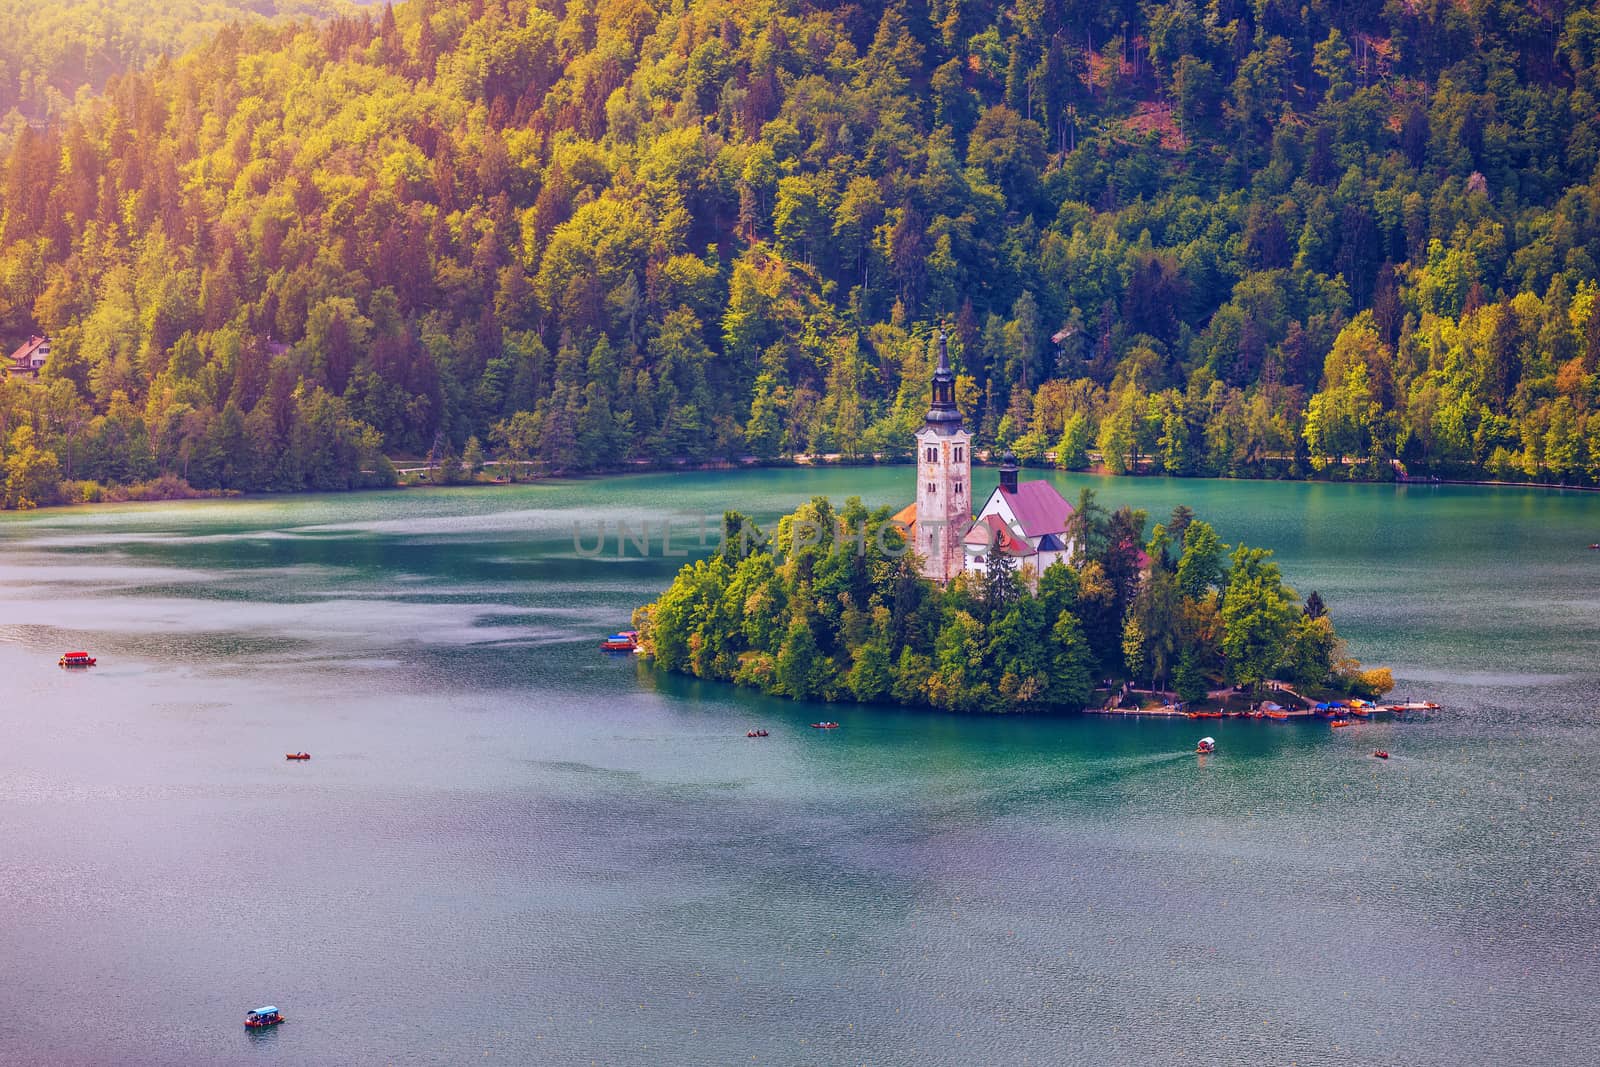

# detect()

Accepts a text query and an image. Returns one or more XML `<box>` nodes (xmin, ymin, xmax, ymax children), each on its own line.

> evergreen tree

<box><xmin>462</xmin><ymin>436</ymin><xmax>485</xmax><ymax>477</ymax></box>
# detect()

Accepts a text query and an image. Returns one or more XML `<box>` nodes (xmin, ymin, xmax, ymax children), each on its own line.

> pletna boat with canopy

<box><xmin>245</xmin><ymin>1006</ymin><xmax>284</xmax><ymax>1028</ymax></box>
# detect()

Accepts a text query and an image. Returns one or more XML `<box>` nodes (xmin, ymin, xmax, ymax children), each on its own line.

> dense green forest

<box><xmin>4</xmin><ymin>0</ymin><xmax>1600</xmax><ymax>508</ymax></box>
<box><xmin>0</xmin><ymin>1</ymin><xmax>360</xmax><ymax>128</ymax></box>
<box><xmin>637</xmin><ymin>495</ymin><xmax>1388</xmax><ymax>713</ymax></box>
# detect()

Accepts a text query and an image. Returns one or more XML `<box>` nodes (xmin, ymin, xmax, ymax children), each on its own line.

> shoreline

<box><xmin>6</xmin><ymin>457</ymin><xmax>1600</xmax><ymax>517</ymax></box>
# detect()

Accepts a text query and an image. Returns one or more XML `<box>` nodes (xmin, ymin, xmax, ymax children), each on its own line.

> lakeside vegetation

<box><xmin>5</xmin><ymin>0</ymin><xmax>1600</xmax><ymax>510</ymax></box>
<box><xmin>635</xmin><ymin>493</ymin><xmax>1391</xmax><ymax>714</ymax></box>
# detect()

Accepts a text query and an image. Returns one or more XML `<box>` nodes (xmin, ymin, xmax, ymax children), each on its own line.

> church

<box><xmin>893</xmin><ymin>332</ymin><xmax>1077</xmax><ymax>584</ymax></box>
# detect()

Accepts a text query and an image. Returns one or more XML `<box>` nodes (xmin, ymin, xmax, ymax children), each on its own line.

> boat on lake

<box><xmin>285</xmin><ymin>752</ymin><xmax>310</xmax><ymax>760</ymax></box>
<box><xmin>810</xmin><ymin>721</ymin><xmax>839</xmax><ymax>729</ymax></box>
<box><xmin>1196</xmin><ymin>737</ymin><xmax>1216</xmax><ymax>754</ymax></box>
<box><xmin>1373</xmin><ymin>750</ymin><xmax>1390</xmax><ymax>759</ymax></box>
<box><xmin>746</xmin><ymin>729</ymin><xmax>769</xmax><ymax>738</ymax></box>
<box><xmin>1331</xmin><ymin>719</ymin><xmax>1353</xmax><ymax>728</ymax></box>
<box><xmin>600</xmin><ymin>630</ymin><xmax>638</xmax><ymax>652</ymax></box>
<box><xmin>58</xmin><ymin>651</ymin><xmax>96</xmax><ymax>668</ymax></box>
<box><xmin>244</xmin><ymin>1006</ymin><xmax>284</xmax><ymax>1029</ymax></box>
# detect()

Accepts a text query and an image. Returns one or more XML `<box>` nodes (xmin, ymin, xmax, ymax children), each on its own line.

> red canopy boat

<box><xmin>245</xmin><ymin>1006</ymin><xmax>285</xmax><ymax>1028</ymax></box>
<box><xmin>600</xmin><ymin>630</ymin><xmax>638</xmax><ymax>652</ymax></box>
<box><xmin>58</xmin><ymin>651</ymin><xmax>96</xmax><ymax>668</ymax></box>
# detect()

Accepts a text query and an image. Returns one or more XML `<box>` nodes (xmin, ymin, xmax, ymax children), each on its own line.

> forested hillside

<box><xmin>0</xmin><ymin>1</ymin><xmax>358</xmax><ymax>128</ymax></box>
<box><xmin>4</xmin><ymin>0</ymin><xmax>1600</xmax><ymax>507</ymax></box>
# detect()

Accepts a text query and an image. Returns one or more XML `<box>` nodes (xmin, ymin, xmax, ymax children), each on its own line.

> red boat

<box><xmin>1187</xmin><ymin>711</ymin><xmax>1223</xmax><ymax>719</ymax></box>
<box><xmin>285</xmin><ymin>752</ymin><xmax>311</xmax><ymax>760</ymax></box>
<box><xmin>245</xmin><ymin>1006</ymin><xmax>284</xmax><ymax>1028</ymax></box>
<box><xmin>1373</xmin><ymin>750</ymin><xmax>1390</xmax><ymax>759</ymax></box>
<box><xmin>58</xmin><ymin>651</ymin><xmax>96</xmax><ymax>668</ymax></box>
<box><xmin>1330</xmin><ymin>719</ymin><xmax>1353</xmax><ymax>728</ymax></box>
<box><xmin>600</xmin><ymin>630</ymin><xmax>638</xmax><ymax>652</ymax></box>
<box><xmin>810</xmin><ymin>722</ymin><xmax>839</xmax><ymax>729</ymax></box>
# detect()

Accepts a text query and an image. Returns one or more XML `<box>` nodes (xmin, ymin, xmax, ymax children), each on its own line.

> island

<box><xmin>634</xmin><ymin>347</ymin><xmax>1392</xmax><ymax>715</ymax></box>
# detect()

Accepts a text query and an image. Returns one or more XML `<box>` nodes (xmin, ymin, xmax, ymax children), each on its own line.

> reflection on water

<box><xmin>2</xmin><ymin>472</ymin><xmax>1598</xmax><ymax>1065</ymax></box>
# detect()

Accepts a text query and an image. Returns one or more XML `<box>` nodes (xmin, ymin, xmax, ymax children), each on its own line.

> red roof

<box><xmin>994</xmin><ymin>480</ymin><xmax>1074</xmax><ymax>538</ymax></box>
<box><xmin>1118</xmin><ymin>540</ymin><xmax>1153</xmax><ymax>570</ymax></box>
<box><xmin>892</xmin><ymin>502</ymin><xmax>917</xmax><ymax>541</ymax></box>
<box><xmin>9</xmin><ymin>335</ymin><xmax>46</xmax><ymax>367</ymax></box>
<box><xmin>963</xmin><ymin>513</ymin><xmax>1032</xmax><ymax>556</ymax></box>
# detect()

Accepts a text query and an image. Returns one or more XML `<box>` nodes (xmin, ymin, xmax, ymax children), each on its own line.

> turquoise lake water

<box><xmin>1</xmin><ymin>468</ymin><xmax>1598</xmax><ymax>1065</ymax></box>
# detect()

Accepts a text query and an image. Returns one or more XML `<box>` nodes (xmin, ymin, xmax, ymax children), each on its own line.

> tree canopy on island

<box><xmin>635</xmin><ymin>493</ymin><xmax>1385</xmax><ymax>713</ymax></box>
<box><xmin>5</xmin><ymin>0</ymin><xmax>1600</xmax><ymax>507</ymax></box>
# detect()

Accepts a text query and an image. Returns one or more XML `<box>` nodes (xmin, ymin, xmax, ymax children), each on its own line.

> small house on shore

<box><xmin>7</xmin><ymin>335</ymin><xmax>48</xmax><ymax>378</ymax></box>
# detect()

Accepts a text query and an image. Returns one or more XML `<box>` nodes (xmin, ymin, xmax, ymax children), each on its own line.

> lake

<box><xmin>2</xmin><ymin>468</ymin><xmax>1598</xmax><ymax>1066</ymax></box>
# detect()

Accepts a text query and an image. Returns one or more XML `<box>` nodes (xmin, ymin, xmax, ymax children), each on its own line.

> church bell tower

<box><xmin>913</xmin><ymin>330</ymin><xmax>971</xmax><ymax>583</ymax></box>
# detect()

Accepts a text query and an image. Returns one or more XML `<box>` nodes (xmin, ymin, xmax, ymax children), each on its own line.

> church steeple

<box><xmin>999</xmin><ymin>449</ymin><xmax>1019</xmax><ymax>492</ymax></box>
<box><xmin>913</xmin><ymin>326</ymin><xmax>972</xmax><ymax>584</ymax></box>
<box><xmin>925</xmin><ymin>329</ymin><xmax>963</xmax><ymax>433</ymax></box>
